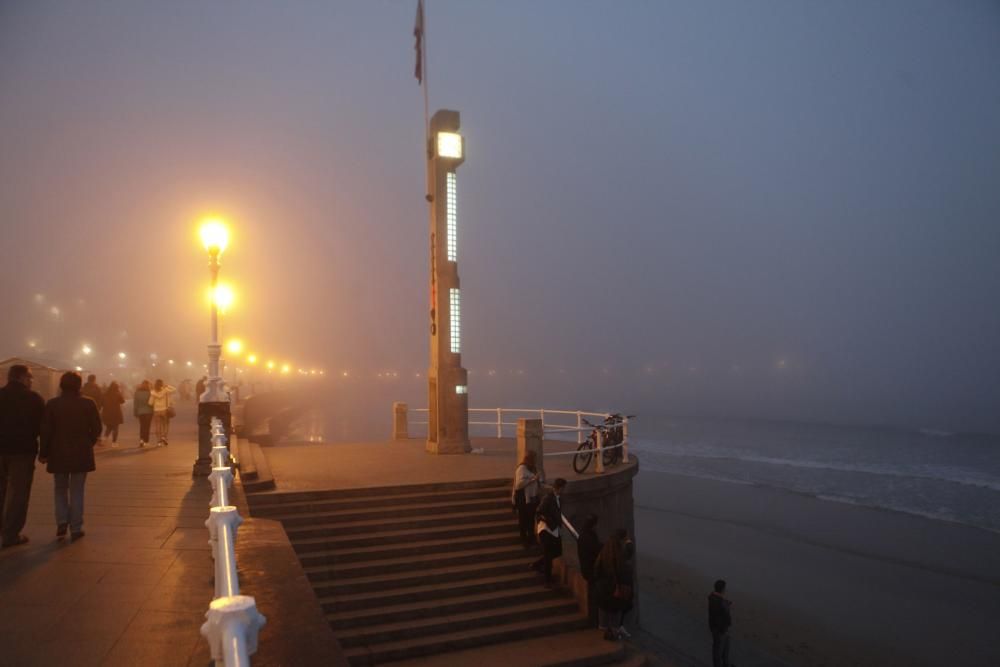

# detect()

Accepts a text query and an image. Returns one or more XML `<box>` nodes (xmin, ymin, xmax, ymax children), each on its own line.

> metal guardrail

<box><xmin>409</xmin><ymin>407</ymin><xmax>630</xmax><ymax>472</ymax></box>
<box><xmin>201</xmin><ymin>418</ymin><xmax>266</xmax><ymax>666</ymax></box>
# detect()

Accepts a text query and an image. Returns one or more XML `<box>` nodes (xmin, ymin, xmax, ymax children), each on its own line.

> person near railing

<box><xmin>531</xmin><ymin>478</ymin><xmax>566</xmax><ymax>586</ymax></box>
<box><xmin>593</xmin><ymin>528</ymin><xmax>634</xmax><ymax>641</ymax></box>
<box><xmin>511</xmin><ymin>450</ymin><xmax>543</xmax><ymax>548</ymax></box>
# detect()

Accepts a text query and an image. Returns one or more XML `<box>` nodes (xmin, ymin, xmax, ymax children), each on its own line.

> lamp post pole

<box><xmin>194</xmin><ymin>222</ymin><xmax>232</xmax><ymax>477</ymax></box>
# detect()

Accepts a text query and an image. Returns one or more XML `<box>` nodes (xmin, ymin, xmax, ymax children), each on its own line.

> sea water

<box><xmin>629</xmin><ymin>415</ymin><xmax>1000</xmax><ymax>533</ymax></box>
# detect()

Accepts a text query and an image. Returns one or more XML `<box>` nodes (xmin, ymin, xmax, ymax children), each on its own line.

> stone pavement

<box><xmin>0</xmin><ymin>401</ymin><xmax>219</xmax><ymax>666</ymax></box>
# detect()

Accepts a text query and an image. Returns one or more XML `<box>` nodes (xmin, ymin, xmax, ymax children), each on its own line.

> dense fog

<box><xmin>2</xmin><ymin>1</ymin><xmax>998</xmax><ymax>432</ymax></box>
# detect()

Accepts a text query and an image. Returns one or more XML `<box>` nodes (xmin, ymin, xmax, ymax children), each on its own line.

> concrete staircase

<box><xmin>246</xmin><ymin>479</ymin><xmax>628</xmax><ymax>666</ymax></box>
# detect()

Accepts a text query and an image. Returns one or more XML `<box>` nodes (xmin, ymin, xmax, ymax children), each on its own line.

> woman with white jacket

<box><xmin>149</xmin><ymin>379</ymin><xmax>176</xmax><ymax>446</ymax></box>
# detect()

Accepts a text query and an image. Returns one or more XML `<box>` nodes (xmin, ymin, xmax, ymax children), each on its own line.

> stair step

<box><xmin>320</xmin><ymin>577</ymin><xmax>559</xmax><ymax>630</ymax></box>
<box><xmin>312</xmin><ymin>557</ymin><xmax>538</xmax><ymax>596</ymax></box>
<box><xmin>248</xmin><ymin>478</ymin><xmax>511</xmax><ymax>506</ymax></box>
<box><xmin>291</xmin><ymin>518</ymin><xmax>517</xmax><ymax>552</ymax></box>
<box><xmin>343</xmin><ymin>611</ymin><xmax>589</xmax><ymax>665</ymax></box>
<box><xmin>274</xmin><ymin>497</ymin><xmax>511</xmax><ymax>527</ymax></box>
<box><xmin>298</xmin><ymin>533</ymin><xmax>520</xmax><ymax>567</ymax></box>
<box><xmin>336</xmin><ymin>597</ymin><xmax>581</xmax><ymax>648</ymax></box>
<box><xmin>305</xmin><ymin>543</ymin><xmax>529</xmax><ymax>581</ymax></box>
<box><xmin>252</xmin><ymin>486</ymin><xmax>510</xmax><ymax>517</ymax></box>
<box><xmin>284</xmin><ymin>508</ymin><xmax>514</xmax><ymax>541</ymax></box>
<box><xmin>387</xmin><ymin>629</ymin><xmax>629</xmax><ymax>667</ymax></box>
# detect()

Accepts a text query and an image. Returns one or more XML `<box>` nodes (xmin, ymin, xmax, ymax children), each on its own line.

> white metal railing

<box><xmin>201</xmin><ymin>418</ymin><xmax>266</xmax><ymax>667</ymax></box>
<box><xmin>409</xmin><ymin>407</ymin><xmax>630</xmax><ymax>470</ymax></box>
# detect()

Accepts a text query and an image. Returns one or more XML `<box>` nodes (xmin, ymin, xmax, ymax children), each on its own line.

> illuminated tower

<box><xmin>426</xmin><ymin>109</ymin><xmax>470</xmax><ymax>454</ymax></box>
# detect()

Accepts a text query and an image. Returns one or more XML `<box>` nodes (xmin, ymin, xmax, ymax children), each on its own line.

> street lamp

<box><xmin>195</xmin><ymin>217</ymin><xmax>232</xmax><ymax>476</ymax></box>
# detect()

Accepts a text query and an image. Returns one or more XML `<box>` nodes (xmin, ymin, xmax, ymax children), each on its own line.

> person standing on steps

<box><xmin>100</xmin><ymin>381</ymin><xmax>125</xmax><ymax>447</ymax></box>
<box><xmin>0</xmin><ymin>365</ymin><xmax>45</xmax><ymax>548</ymax></box>
<box><xmin>511</xmin><ymin>450</ymin><xmax>543</xmax><ymax>548</ymax></box>
<box><xmin>149</xmin><ymin>379</ymin><xmax>175</xmax><ymax>446</ymax></box>
<box><xmin>709</xmin><ymin>579</ymin><xmax>734</xmax><ymax>667</ymax></box>
<box><xmin>594</xmin><ymin>529</ymin><xmax>629</xmax><ymax>640</ymax></box>
<box><xmin>576</xmin><ymin>513</ymin><xmax>603</xmax><ymax>624</ymax></box>
<box><xmin>531</xmin><ymin>477</ymin><xmax>566</xmax><ymax>585</ymax></box>
<box><xmin>133</xmin><ymin>380</ymin><xmax>153</xmax><ymax>447</ymax></box>
<box><xmin>39</xmin><ymin>372</ymin><xmax>101</xmax><ymax>541</ymax></box>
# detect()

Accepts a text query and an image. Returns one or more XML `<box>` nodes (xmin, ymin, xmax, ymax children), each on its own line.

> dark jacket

<box><xmin>101</xmin><ymin>386</ymin><xmax>125</xmax><ymax>426</ymax></box>
<box><xmin>133</xmin><ymin>389</ymin><xmax>152</xmax><ymax>416</ymax></box>
<box><xmin>81</xmin><ymin>381</ymin><xmax>103</xmax><ymax>411</ymax></box>
<box><xmin>577</xmin><ymin>527</ymin><xmax>603</xmax><ymax>582</ymax></box>
<box><xmin>535</xmin><ymin>491</ymin><xmax>562</xmax><ymax>533</ymax></box>
<box><xmin>0</xmin><ymin>382</ymin><xmax>46</xmax><ymax>456</ymax></box>
<box><xmin>40</xmin><ymin>394</ymin><xmax>102</xmax><ymax>473</ymax></box>
<box><xmin>708</xmin><ymin>593</ymin><xmax>732</xmax><ymax>633</ymax></box>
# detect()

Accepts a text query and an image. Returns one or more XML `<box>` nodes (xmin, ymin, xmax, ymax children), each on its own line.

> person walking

<box><xmin>101</xmin><ymin>381</ymin><xmax>125</xmax><ymax>447</ymax></box>
<box><xmin>531</xmin><ymin>477</ymin><xmax>566</xmax><ymax>585</ymax></box>
<box><xmin>39</xmin><ymin>372</ymin><xmax>101</xmax><ymax>541</ymax></box>
<box><xmin>708</xmin><ymin>579</ymin><xmax>734</xmax><ymax>667</ymax></box>
<box><xmin>81</xmin><ymin>374</ymin><xmax>103</xmax><ymax>410</ymax></box>
<box><xmin>593</xmin><ymin>529</ymin><xmax>629</xmax><ymax>640</ymax></box>
<box><xmin>0</xmin><ymin>365</ymin><xmax>45</xmax><ymax>548</ymax></box>
<box><xmin>511</xmin><ymin>450</ymin><xmax>543</xmax><ymax>548</ymax></box>
<box><xmin>149</xmin><ymin>379</ymin><xmax>176</xmax><ymax>446</ymax></box>
<box><xmin>133</xmin><ymin>380</ymin><xmax>153</xmax><ymax>447</ymax></box>
<box><xmin>195</xmin><ymin>376</ymin><xmax>207</xmax><ymax>400</ymax></box>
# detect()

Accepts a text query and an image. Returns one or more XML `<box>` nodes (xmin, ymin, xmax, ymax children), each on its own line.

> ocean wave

<box><xmin>630</xmin><ymin>440</ymin><xmax>1000</xmax><ymax>493</ymax></box>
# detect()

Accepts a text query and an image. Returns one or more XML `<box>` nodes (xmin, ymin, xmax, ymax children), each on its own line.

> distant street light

<box><xmin>246</xmin><ymin>354</ymin><xmax>258</xmax><ymax>365</ymax></box>
<box><xmin>226</xmin><ymin>339</ymin><xmax>243</xmax><ymax>355</ymax></box>
<box><xmin>118</xmin><ymin>352</ymin><xmax>127</xmax><ymax>360</ymax></box>
<box><xmin>81</xmin><ymin>344</ymin><xmax>93</xmax><ymax>356</ymax></box>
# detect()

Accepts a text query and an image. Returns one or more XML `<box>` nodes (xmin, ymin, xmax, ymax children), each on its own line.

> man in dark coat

<box><xmin>576</xmin><ymin>513</ymin><xmax>603</xmax><ymax>624</ymax></box>
<box><xmin>39</xmin><ymin>372</ymin><xmax>102</xmax><ymax>540</ymax></box>
<box><xmin>531</xmin><ymin>477</ymin><xmax>567</xmax><ymax>585</ymax></box>
<box><xmin>0</xmin><ymin>365</ymin><xmax>45</xmax><ymax>547</ymax></box>
<box><xmin>81</xmin><ymin>374</ymin><xmax>103</xmax><ymax>412</ymax></box>
<box><xmin>708</xmin><ymin>579</ymin><xmax>734</xmax><ymax>667</ymax></box>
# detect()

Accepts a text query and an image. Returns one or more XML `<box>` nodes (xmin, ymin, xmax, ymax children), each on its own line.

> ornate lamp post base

<box><xmin>194</xmin><ymin>401</ymin><xmax>232</xmax><ymax>477</ymax></box>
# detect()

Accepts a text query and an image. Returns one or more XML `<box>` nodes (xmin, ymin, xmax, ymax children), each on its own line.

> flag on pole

<box><xmin>414</xmin><ymin>0</ymin><xmax>425</xmax><ymax>84</ymax></box>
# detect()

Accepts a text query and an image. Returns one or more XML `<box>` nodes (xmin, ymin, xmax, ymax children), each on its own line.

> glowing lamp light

<box><xmin>212</xmin><ymin>284</ymin><xmax>235</xmax><ymax>313</ymax></box>
<box><xmin>266</xmin><ymin>360</ymin><xmax>275</xmax><ymax>371</ymax></box>
<box><xmin>247</xmin><ymin>354</ymin><xmax>258</xmax><ymax>365</ymax></box>
<box><xmin>186</xmin><ymin>361</ymin><xmax>193</xmax><ymax>367</ymax></box>
<box><xmin>27</xmin><ymin>340</ymin><xmax>37</xmax><ymax>349</ymax></box>
<box><xmin>226</xmin><ymin>339</ymin><xmax>244</xmax><ymax>355</ymax></box>
<box><xmin>118</xmin><ymin>352</ymin><xmax>127</xmax><ymax>360</ymax></box>
<box><xmin>199</xmin><ymin>218</ymin><xmax>229</xmax><ymax>256</ymax></box>
<box><xmin>280</xmin><ymin>364</ymin><xmax>291</xmax><ymax>374</ymax></box>
<box><xmin>437</xmin><ymin>132</ymin><xmax>463</xmax><ymax>159</ymax></box>
<box><xmin>81</xmin><ymin>344</ymin><xmax>93</xmax><ymax>356</ymax></box>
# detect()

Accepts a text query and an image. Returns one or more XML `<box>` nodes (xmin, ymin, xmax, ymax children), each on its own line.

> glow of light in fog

<box><xmin>118</xmin><ymin>352</ymin><xmax>127</xmax><ymax>360</ymax></box>
<box><xmin>266</xmin><ymin>360</ymin><xmax>275</xmax><ymax>370</ymax></box>
<box><xmin>186</xmin><ymin>361</ymin><xmax>193</xmax><ymax>367</ymax></box>
<box><xmin>247</xmin><ymin>354</ymin><xmax>258</xmax><ymax>365</ymax></box>
<box><xmin>211</xmin><ymin>284</ymin><xmax>235</xmax><ymax>313</ymax></box>
<box><xmin>199</xmin><ymin>218</ymin><xmax>229</xmax><ymax>255</ymax></box>
<box><xmin>81</xmin><ymin>344</ymin><xmax>93</xmax><ymax>356</ymax></box>
<box><xmin>280</xmin><ymin>364</ymin><xmax>291</xmax><ymax>374</ymax></box>
<box><xmin>27</xmin><ymin>340</ymin><xmax>37</xmax><ymax>349</ymax></box>
<box><xmin>226</xmin><ymin>339</ymin><xmax>243</xmax><ymax>355</ymax></box>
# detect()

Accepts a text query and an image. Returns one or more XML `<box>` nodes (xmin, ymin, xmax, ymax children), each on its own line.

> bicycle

<box><xmin>572</xmin><ymin>414</ymin><xmax>634</xmax><ymax>474</ymax></box>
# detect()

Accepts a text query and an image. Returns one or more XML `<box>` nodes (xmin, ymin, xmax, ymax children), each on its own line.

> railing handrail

<box><xmin>202</xmin><ymin>418</ymin><xmax>266</xmax><ymax>666</ymax></box>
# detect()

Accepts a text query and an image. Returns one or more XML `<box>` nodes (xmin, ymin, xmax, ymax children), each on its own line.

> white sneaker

<box><xmin>617</xmin><ymin>626</ymin><xmax>631</xmax><ymax>639</ymax></box>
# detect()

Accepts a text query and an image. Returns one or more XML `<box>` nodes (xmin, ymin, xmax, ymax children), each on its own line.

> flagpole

<box><xmin>422</xmin><ymin>2</ymin><xmax>430</xmax><ymax>157</ymax></box>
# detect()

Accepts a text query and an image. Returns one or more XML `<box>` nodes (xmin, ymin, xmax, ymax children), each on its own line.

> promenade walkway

<box><xmin>0</xmin><ymin>401</ymin><xmax>217</xmax><ymax>666</ymax></box>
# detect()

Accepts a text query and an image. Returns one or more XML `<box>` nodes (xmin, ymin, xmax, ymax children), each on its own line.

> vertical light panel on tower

<box><xmin>449</xmin><ymin>288</ymin><xmax>461</xmax><ymax>353</ymax></box>
<box><xmin>446</xmin><ymin>172</ymin><xmax>457</xmax><ymax>261</ymax></box>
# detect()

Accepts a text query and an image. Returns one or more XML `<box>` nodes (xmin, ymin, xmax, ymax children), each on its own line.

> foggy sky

<box><xmin>2</xmin><ymin>1</ymin><xmax>999</xmax><ymax>432</ymax></box>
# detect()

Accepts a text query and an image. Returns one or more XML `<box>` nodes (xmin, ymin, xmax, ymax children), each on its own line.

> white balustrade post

<box><xmin>622</xmin><ymin>416</ymin><xmax>630</xmax><ymax>463</ymax></box>
<box><xmin>496</xmin><ymin>408</ymin><xmax>502</xmax><ymax>438</ymax></box>
<box><xmin>206</xmin><ymin>506</ymin><xmax>242</xmax><ymax>597</ymax></box>
<box><xmin>209</xmin><ymin>466</ymin><xmax>233</xmax><ymax>508</ymax></box>
<box><xmin>577</xmin><ymin>411</ymin><xmax>583</xmax><ymax>445</ymax></box>
<box><xmin>201</xmin><ymin>595</ymin><xmax>267</xmax><ymax>667</ymax></box>
<box><xmin>539</xmin><ymin>409</ymin><xmax>545</xmax><ymax>432</ymax></box>
<box><xmin>595</xmin><ymin>428</ymin><xmax>605</xmax><ymax>474</ymax></box>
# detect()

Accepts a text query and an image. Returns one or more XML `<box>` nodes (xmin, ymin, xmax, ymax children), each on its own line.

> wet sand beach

<box><xmin>634</xmin><ymin>470</ymin><xmax>1000</xmax><ymax>666</ymax></box>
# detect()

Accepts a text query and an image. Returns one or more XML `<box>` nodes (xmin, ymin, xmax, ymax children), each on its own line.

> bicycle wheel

<box><xmin>573</xmin><ymin>442</ymin><xmax>594</xmax><ymax>474</ymax></box>
<box><xmin>602</xmin><ymin>446</ymin><xmax>619</xmax><ymax>467</ymax></box>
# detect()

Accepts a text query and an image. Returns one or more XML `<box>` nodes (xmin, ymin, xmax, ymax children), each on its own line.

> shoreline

<box><xmin>634</xmin><ymin>469</ymin><xmax>1000</xmax><ymax>666</ymax></box>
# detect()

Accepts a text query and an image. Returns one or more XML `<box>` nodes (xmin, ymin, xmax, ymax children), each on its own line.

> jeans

<box><xmin>712</xmin><ymin>630</ymin><xmax>731</xmax><ymax>667</ymax></box>
<box><xmin>597</xmin><ymin>605</ymin><xmax>615</xmax><ymax>630</ymax></box>
<box><xmin>153</xmin><ymin>411</ymin><xmax>170</xmax><ymax>442</ymax></box>
<box><xmin>138</xmin><ymin>414</ymin><xmax>152</xmax><ymax>443</ymax></box>
<box><xmin>0</xmin><ymin>454</ymin><xmax>35</xmax><ymax>544</ymax></box>
<box><xmin>54</xmin><ymin>472</ymin><xmax>87</xmax><ymax>533</ymax></box>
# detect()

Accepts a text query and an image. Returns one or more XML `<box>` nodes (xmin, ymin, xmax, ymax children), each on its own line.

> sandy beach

<box><xmin>634</xmin><ymin>470</ymin><xmax>1000</xmax><ymax>667</ymax></box>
